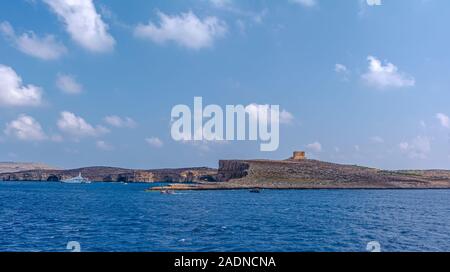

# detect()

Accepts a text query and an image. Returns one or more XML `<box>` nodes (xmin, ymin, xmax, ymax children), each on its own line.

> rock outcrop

<box><xmin>149</xmin><ymin>158</ymin><xmax>450</xmax><ymax>190</ymax></box>
<box><xmin>214</xmin><ymin>159</ymin><xmax>450</xmax><ymax>188</ymax></box>
<box><xmin>0</xmin><ymin>166</ymin><xmax>217</xmax><ymax>183</ymax></box>
<box><xmin>217</xmin><ymin>160</ymin><xmax>250</xmax><ymax>181</ymax></box>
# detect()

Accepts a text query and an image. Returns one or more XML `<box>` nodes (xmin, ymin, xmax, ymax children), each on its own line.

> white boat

<box><xmin>61</xmin><ymin>172</ymin><xmax>91</xmax><ymax>184</ymax></box>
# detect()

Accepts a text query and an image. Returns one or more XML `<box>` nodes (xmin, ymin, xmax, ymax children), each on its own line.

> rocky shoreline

<box><xmin>3</xmin><ymin>157</ymin><xmax>450</xmax><ymax>190</ymax></box>
<box><xmin>0</xmin><ymin>166</ymin><xmax>217</xmax><ymax>183</ymax></box>
<box><xmin>148</xmin><ymin>159</ymin><xmax>450</xmax><ymax>191</ymax></box>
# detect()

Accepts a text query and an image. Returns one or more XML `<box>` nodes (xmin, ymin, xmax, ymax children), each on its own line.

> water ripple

<box><xmin>1</xmin><ymin>182</ymin><xmax>450</xmax><ymax>251</ymax></box>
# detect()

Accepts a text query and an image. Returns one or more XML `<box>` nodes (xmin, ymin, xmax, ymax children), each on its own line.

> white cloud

<box><xmin>335</xmin><ymin>63</ymin><xmax>348</xmax><ymax>74</ymax></box>
<box><xmin>134</xmin><ymin>11</ymin><xmax>227</xmax><ymax>49</ymax></box>
<box><xmin>399</xmin><ymin>136</ymin><xmax>431</xmax><ymax>159</ymax></box>
<box><xmin>306</xmin><ymin>141</ymin><xmax>322</xmax><ymax>152</ymax></box>
<box><xmin>290</xmin><ymin>0</ymin><xmax>317</xmax><ymax>7</ymax></box>
<box><xmin>104</xmin><ymin>115</ymin><xmax>137</xmax><ymax>128</ymax></box>
<box><xmin>0</xmin><ymin>64</ymin><xmax>43</xmax><ymax>106</ymax></box>
<box><xmin>209</xmin><ymin>1</ymin><xmax>267</xmax><ymax>25</ymax></box>
<box><xmin>399</xmin><ymin>142</ymin><xmax>409</xmax><ymax>151</ymax></box>
<box><xmin>280</xmin><ymin>110</ymin><xmax>294</xmax><ymax>124</ymax></box>
<box><xmin>359</xmin><ymin>0</ymin><xmax>382</xmax><ymax>17</ymax></box>
<box><xmin>96</xmin><ymin>140</ymin><xmax>113</xmax><ymax>151</ymax></box>
<box><xmin>436</xmin><ymin>113</ymin><xmax>449</xmax><ymax>128</ymax></box>
<box><xmin>145</xmin><ymin>137</ymin><xmax>163</xmax><ymax>148</ymax></box>
<box><xmin>210</xmin><ymin>0</ymin><xmax>232</xmax><ymax>8</ymax></box>
<box><xmin>366</xmin><ymin>0</ymin><xmax>382</xmax><ymax>6</ymax></box>
<box><xmin>335</xmin><ymin>63</ymin><xmax>350</xmax><ymax>81</ymax></box>
<box><xmin>5</xmin><ymin>114</ymin><xmax>47</xmax><ymax>141</ymax></box>
<box><xmin>0</xmin><ymin>21</ymin><xmax>67</xmax><ymax>60</ymax></box>
<box><xmin>57</xmin><ymin>111</ymin><xmax>108</xmax><ymax>138</ymax></box>
<box><xmin>43</xmin><ymin>0</ymin><xmax>115</xmax><ymax>53</ymax></box>
<box><xmin>56</xmin><ymin>73</ymin><xmax>83</xmax><ymax>94</ymax></box>
<box><xmin>362</xmin><ymin>56</ymin><xmax>415</xmax><ymax>89</ymax></box>
<box><xmin>370</xmin><ymin>136</ymin><xmax>384</xmax><ymax>143</ymax></box>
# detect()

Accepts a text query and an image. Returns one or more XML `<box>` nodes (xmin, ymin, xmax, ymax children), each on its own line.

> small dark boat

<box><xmin>249</xmin><ymin>188</ymin><xmax>261</xmax><ymax>193</ymax></box>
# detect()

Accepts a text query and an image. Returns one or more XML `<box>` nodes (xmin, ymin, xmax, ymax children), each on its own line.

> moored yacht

<box><xmin>61</xmin><ymin>173</ymin><xmax>91</xmax><ymax>184</ymax></box>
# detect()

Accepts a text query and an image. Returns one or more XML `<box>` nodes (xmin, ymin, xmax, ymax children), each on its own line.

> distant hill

<box><xmin>0</xmin><ymin>162</ymin><xmax>59</xmax><ymax>174</ymax></box>
<box><xmin>0</xmin><ymin>166</ymin><xmax>217</xmax><ymax>183</ymax></box>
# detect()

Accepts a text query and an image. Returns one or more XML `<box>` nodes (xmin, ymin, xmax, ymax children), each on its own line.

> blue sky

<box><xmin>0</xmin><ymin>0</ymin><xmax>450</xmax><ymax>170</ymax></box>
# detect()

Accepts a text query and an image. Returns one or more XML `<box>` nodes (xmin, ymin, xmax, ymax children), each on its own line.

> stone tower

<box><xmin>291</xmin><ymin>151</ymin><xmax>306</xmax><ymax>160</ymax></box>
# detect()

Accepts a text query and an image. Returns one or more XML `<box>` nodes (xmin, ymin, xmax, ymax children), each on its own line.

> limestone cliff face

<box><xmin>6</xmin><ymin>159</ymin><xmax>450</xmax><ymax>189</ymax></box>
<box><xmin>217</xmin><ymin>160</ymin><xmax>250</xmax><ymax>181</ymax></box>
<box><xmin>216</xmin><ymin>159</ymin><xmax>450</xmax><ymax>187</ymax></box>
<box><xmin>0</xmin><ymin>166</ymin><xmax>217</xmax><ymax>183</ymax></box>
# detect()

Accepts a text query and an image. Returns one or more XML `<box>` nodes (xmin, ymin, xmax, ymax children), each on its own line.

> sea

<box><xmin>1</xmin><ymin>181</ymin><xmax>450</xmax><ymax>252</ymax></box>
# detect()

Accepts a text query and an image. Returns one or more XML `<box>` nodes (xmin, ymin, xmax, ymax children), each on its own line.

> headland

<box><xmin>2</xmin><ymin>152</ymin><xmax>450</xmax><ymax>190</ymax></box>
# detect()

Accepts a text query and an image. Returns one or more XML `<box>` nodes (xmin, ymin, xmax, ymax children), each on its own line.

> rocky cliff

<box><xmin>150</xmin><ymin>159</ymin><xmax>450</xmax><ymax>190</ymax></box>
<box><xmin>5</xmin><ymin>158</ymin><xmax>450</xmax><ymax>189</ymax></box>
<box><xmin>217</xmin><ymin>160</ymin><xmax>250</xmax><ymax>181</ymax></box>
<box><xmin>215</xmin><ymin>159</ymin><xmax>450</xmax><ymax>188</ymax></box>
<box><xmin>0</xmin><ymin>166</ymin><xmax>217</xmax><ymax>183</ymax></box>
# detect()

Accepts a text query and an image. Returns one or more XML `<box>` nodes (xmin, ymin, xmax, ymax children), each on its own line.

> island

<box><xmin>2</xmin><ymin>151</ymin><xmax>450</xmax><ymax>190</ymax></box>
<box><xmin>149</xmin><ymin>151</ymin><xmax>450</xmax><ymax>191</ymax></box>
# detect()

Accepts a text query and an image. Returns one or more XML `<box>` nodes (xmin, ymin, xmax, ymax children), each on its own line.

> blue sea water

<box><xmin>1</xmin><ymin>181</ymin><xmax>450</xmax><ymax>252</ymax></box>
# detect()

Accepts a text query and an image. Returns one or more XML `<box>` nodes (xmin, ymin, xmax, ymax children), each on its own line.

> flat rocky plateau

<box><xmin>0</xmin><ymin>162</ymin><xmax>58</xmax><ymax>174</ymax></box>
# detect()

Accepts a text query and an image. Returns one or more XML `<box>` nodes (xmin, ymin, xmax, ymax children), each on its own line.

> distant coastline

<box><xmin>3</xmin><ymin>153</ymin><xmax>450</xmax><ymax>190</ymax></box>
